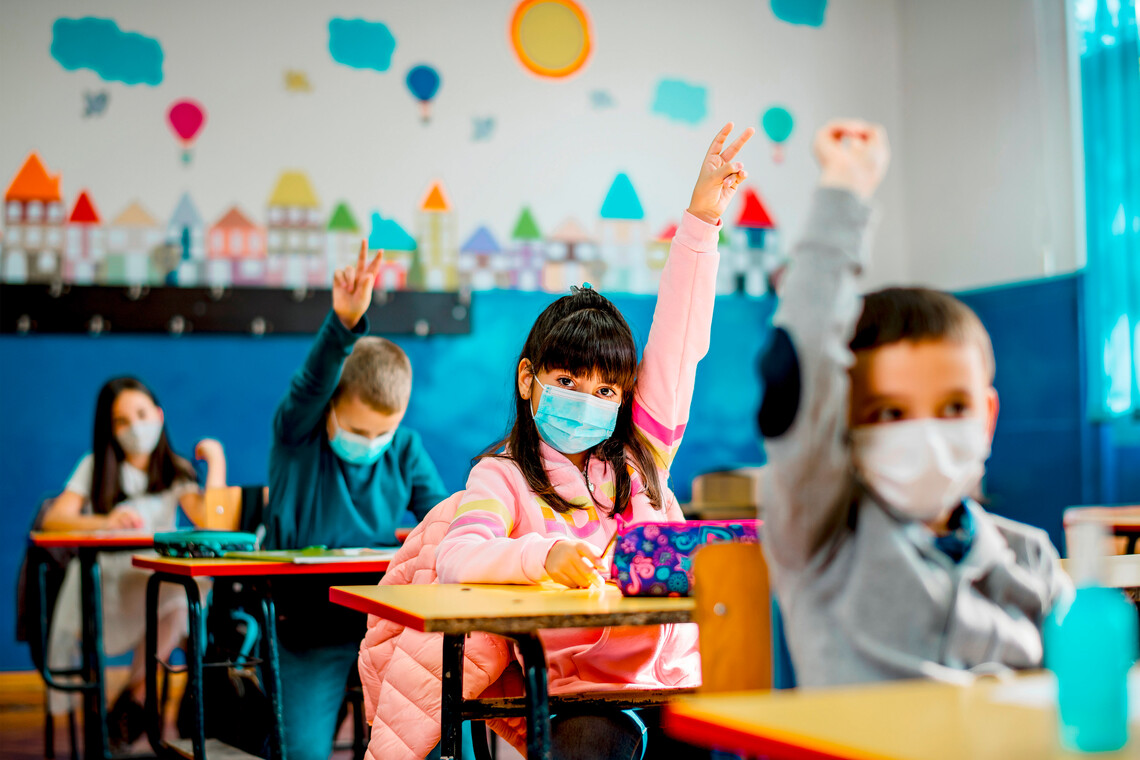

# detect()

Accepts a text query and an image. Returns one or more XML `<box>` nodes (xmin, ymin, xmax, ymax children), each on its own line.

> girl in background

<box><xmin>43</xmin><ymin>376</ymin><xmax>226</xmax><ymax>748</ymax></box>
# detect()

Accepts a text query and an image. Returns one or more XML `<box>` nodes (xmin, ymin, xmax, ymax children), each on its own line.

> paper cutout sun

<box><xmin>509</xmin><ymin>0</ymin><xmax>593</xmax><ymax>79</ymax></box>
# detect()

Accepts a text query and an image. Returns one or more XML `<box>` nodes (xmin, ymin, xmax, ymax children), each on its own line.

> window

<box><xmin>250</xmin><ymin>234</ymin><xmax>263</xmax><ymax>253</ymax></box>
<box><xmin>230</xmin><ymin>230</ymin><xmax>244</xmax><ymax>251</ymax></box>
<box><xmin>26</xmin><ymin>201</ymin><xmax>42</xmax><ymax>222</ymax></box>
<box><xmin>308</xmin><ymin>208</ymin><xmax>322</xmax><ymax>225</ymax></box>
<box><xmin>268</xmin><ymin>231</ymin><xmax>283</xmax><ymax>250</ymax></box>
<box><xmin>47</xmin><ymin>203</ymin><xmax>63</xmax><ymax>223</ymax></box>
<box><xmin>1079</xmin><ymin>0</ymin><xmax>1140</xmax><ymax>419</ymax></box>
<box><xmin>287</xmin><ymin>231</ymin><xmax>302</xmax><ymax>250</ymax></box>
<box><xmin>269</xmin><ymin>207</ymin><xmax>285</xmax><ymax>225</ymax></box>
<box><xmin>110</xmin><ymin>230</ymin><xmax>127</xmax><ymax>249</ymax></box>
<box><xmin>6</xmin><ymin>201</ymin><xmax>20</xmax><ymax>222</ymax></box>
<box><xmin>6</xmin><ymin>228</ymin><xmax>19</xmax><ymax>244</ymax></box>
<box><xmin>46</xmin><ymin>229</ymin><xmax>61</xmax><ymax>246</ymax></box>
<box><xmin>307</xmin><ymin>231</ymin><xmax>322</xmax><ymax>249</ymax></box>
<box><xmin>212</xmin><ymin>231</ymin><xmax>224</xmax><ymax>251</ymax></box>
<box><xmin>288</xmin><ymin>207</ymin><xmax>305</xmax><ymax>224</ymax></box>
<box><xmin>26</xmin><ymin>228</ymin><xmax>42</xmax><ymax>247</ymax></box>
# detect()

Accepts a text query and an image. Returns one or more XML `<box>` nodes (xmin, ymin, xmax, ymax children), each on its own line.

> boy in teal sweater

<box><xmin>266</xmin><ymin>244</ymin><xmax>447</xmax><ymax>760</ymax></box>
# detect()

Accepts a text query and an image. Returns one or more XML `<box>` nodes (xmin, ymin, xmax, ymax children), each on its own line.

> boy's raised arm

<box><xmin>273</xmin><ymin>243</ymin><xmax>383</xmax><ymax>445</ymax></box>
<box><xmin>760</xmin><ymin>121</ymin><xmax>889</xmax><ymax>569</ymax></box>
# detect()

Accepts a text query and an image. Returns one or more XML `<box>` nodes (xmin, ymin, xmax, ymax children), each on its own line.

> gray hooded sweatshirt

<box><xmin>760</xmin><ymin>187</ymin><xmax>1073</xmax><ymax>687</ymax></box>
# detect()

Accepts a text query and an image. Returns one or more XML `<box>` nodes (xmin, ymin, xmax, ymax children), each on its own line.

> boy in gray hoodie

<box><xmin>760</xmin><ymin>119</ymin><xmax>1072</xmax><ymax>686</ymax></box>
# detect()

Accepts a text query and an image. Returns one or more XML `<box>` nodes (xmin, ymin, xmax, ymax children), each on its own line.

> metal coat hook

<box><xmin>169</xmin><ymin>315</ymin><xmax>187</xmax><ymax>335</ymax></box>
<box><xmin>16</xmin><ymin>315</ymin><xmax>31</xmax><ymax>334</ymax></box>
<box><xmin>414</xmin><ymin>319</ymin><xmax>430</xmax><ymax>337</ymax></box>
<box><xmin>127</xmin><ymin>285</ymin><xmax>148</xmax><ymax>301</ymax></box>
<box><xmin>88</xmin><ymin>315</ymin><xmax>105</xmax><ymax>335</ymax></box>
<box><xmin>251</xmin><ymin>317</ymin><xmax>267</xmax><ymax>336</ymax></box>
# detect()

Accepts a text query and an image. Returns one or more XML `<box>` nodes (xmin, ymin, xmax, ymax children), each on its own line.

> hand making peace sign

<box><xmin>333</xmin><ymin>241</ymin><xmax>384</xmax><ymax>330</ymax></box>
<box><xmin>687</xmin><ymin>122</ymin><xmax>756</xmax><ymax>225</ymax></box>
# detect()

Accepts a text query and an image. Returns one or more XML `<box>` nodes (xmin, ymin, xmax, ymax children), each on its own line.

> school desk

<box><xmin>329</xmin><ymin>582</ymin><xmax>696</xmax><ymax>760</ymax></box>
<box><xmin>663</xmin><ymin>675</ymin><xmax>1140</xmax><ymax>760</ymax></box>
<box><xmin>131</xmin><ymin>555</ymin><xmax>392</xmax><ymax>760</ymax></box>
<box><xmin>1065</xmin><ymin>505</ymin><xmax>1140</xmax><ymax>553</ymax></box>
<box><xmin>29</xmin><ymin>531</ymin><xmax>155</xmax><ymax>760</ymax></box>
<box><xmin>1060</xmin><ymin>552</ymin><xmax>1140</xmax><ymax>593</ymax></box>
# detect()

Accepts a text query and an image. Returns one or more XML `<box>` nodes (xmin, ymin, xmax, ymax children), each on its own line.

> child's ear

<box><xmin>517</xmin><ymin>359</ymin><xmax>534</xmax><ymax>400</ymax></box>
<box><xmin>984</xmin><ymin>388</ymin><xmax>1000</xmax><ymax>442</ymax></box>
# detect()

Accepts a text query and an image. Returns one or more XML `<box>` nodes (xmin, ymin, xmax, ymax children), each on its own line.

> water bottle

<box><xmin>1045</xmin><ymin>522</ymin><xmax>1138</xmax><ymax>752</ymax></box>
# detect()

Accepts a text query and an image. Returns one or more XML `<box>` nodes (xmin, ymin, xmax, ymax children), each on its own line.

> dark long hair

<box><xmin>90</xmin><ymin>377</ymin><xmax>196</xmax><ymax>515</ymax></box>
<box><xmin>479</xmin><ymin>286</ymin><xmax>664</xmax><ymax>518</ymax></box>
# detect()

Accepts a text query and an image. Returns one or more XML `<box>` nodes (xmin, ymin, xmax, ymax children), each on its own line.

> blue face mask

<box><xmin>531</xmin><ymin>381</ymin><xmax>619</xmax><ymax>455</ymax></box>
<box><xmin>329</xmin><ymin>410</ymin><xmax>396</xmax><ymax>465</ymax></box>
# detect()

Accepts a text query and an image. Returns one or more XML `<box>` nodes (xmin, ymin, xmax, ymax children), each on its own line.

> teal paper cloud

<box><xmin>651</xmin><ymin>79</ymin><xmax>707</xmax><ymax>125</ymax></box>
<box><xmin>369</xmin><ymin>213</ymin><xmax>416</xmax><ymax>250</ymax></box>
<box><xmin>51</xmin><ymin>17</ymin><xmax>163</xmax><ymax>86</ymax></box>
<box><xmin>329</xmin><ymin>19</ymin><xmax>396</xmax><ymax>72</ymax></box>
<box><xmin>771</xmin><ymin>0</ymin><xmax>828</xmax><ymax>27</ymax></box>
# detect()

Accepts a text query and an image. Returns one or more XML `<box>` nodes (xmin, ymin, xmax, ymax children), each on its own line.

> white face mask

<box><xmin>850</xmin><ymin>418</ymin><xmax>991</xmax><ymax>522</ymax></box>
<box><xmin>116</xmin><ymin>420</ymin><xmax>164</xmax><ymax>456</ymax></box>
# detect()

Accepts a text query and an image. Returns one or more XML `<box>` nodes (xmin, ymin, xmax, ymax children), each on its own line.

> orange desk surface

<box><xmin>30</xmin><ymin>531</ymin><xmax>154</xmax><ymax>549</ymax></box>
<box><xmin>132</xmin><ymin>554</ymin><xmax>390</xmax><ymax>577</ymax></box>
<box><xmin>1065</xmin><ymin>505</ymin><xmax>1140</xmax><ymax>530</ymax></box>
<box><xmin>329</xmin><ymin>582</ymin><xmax>694</xmax><ymax>634</ymax></box>
<box><xmin>664</xmin><ymin>676</ymin><xmax>1139</xmax><ymax>760</ymax></box>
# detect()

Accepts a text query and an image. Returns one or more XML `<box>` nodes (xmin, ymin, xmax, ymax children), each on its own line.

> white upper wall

<box><xmin>896</xmin><ymin>0</ymin><xmax>1081</xmax><ymax>291</ymax></box>
<box><xmin>0</xmin><ymin>0</ymin><xmax>909</xmax><ymax>287</ymax></box>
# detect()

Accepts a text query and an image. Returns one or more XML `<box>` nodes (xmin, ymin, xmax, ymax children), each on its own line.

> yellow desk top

<box><xmin>329</xmin><ymin>582</ymin><xmax>694</xmax><ymax>634</ymax></box>
<box><xmin>665</xmin><ymin>675</ymin><xmax>1138</xmax><ymax>760</ymax></box>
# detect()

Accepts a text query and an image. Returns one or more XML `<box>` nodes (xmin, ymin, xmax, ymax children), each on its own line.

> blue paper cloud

<box><xmin>771</xmin><ymin>0</ymin><xmax>828</xmax><ymax>28</ymax></box>
<box><xmin>369</xmin><ymin>213</ymin><xmax>416</xmax><ymax>250</ymax></box>
<box><xmin>328</xmin><ymin>18</ymin><xmax>396</xmax><ymax>72</ymax></box>
<box><xmin>51</xmin><ymin>17</ymin><xmax>163</xmax><ymax>86</ymax></box>
<box><xmin>651</xmin><ymin>79</ymin><xmax>707</xmax><ymax>125</ymax></box>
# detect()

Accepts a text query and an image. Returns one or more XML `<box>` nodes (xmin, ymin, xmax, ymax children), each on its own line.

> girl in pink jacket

<box><xmin>360</xmin><ymin>122</ymin><xmax>753</xmax><ymax>760</ymax></box>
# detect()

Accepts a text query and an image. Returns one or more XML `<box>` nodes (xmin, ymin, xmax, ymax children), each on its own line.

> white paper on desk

<box><xmin>988</xmin><ymin>671</ymin><xmax>1140</xmax><ymax>721</ymax></box>
<box><xmin>292</xmin><ymin>548</ymin><xmax>399</xmax><ymax>564</ymax></box>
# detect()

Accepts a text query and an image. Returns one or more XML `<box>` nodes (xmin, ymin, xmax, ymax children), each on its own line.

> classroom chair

<box><xmin>692</xmin><ymin>541</ymin><xmax>774</xmax><ymax>693</ymax></box>
<box><xmin>684</xmin><ymin>469</ymin><xmax>764</xmax><ymax>521</ymax></box>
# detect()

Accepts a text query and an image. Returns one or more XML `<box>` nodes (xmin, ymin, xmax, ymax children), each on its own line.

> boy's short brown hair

<box><xmin>850</xmin><ymin>287</ymin><xmax>996</xmax><ymax>381</ymax></box>
<box><xmin>335</xmin><ymin>337</ymin><xmax>412</xmax><ymax>413</ymax></box>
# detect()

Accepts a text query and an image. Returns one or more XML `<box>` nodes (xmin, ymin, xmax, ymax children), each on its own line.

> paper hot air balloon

<box><xmin>406</xmin><ymin>65</ymin><xmax>441</xmax><ymax>123</ymax></box>
<box><xmin>167</xmin><ymin>99</ymin><xmax>206</xmax><ymax>164</ymax></box>
<box><xmin>761</xmin><ymin>106</ymin><xmax>795</xmax><ymax>164</ymax></box>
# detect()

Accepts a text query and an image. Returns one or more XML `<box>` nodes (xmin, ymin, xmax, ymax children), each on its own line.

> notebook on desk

<box><xmin>224</xmin><ymin>547</ymin><xmax>398</xmax><ymax>564</ymax></box>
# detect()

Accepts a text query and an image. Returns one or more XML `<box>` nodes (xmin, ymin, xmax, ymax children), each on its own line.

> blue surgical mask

<box><xmin>531</xmin><ymin>381</ymin><xmax>619</xmax><ymax>455</ymax></box>
<box><xmin>328</xmin><ymin>410</ymin><xmax>396</xmax><ymax>465</ymax></box>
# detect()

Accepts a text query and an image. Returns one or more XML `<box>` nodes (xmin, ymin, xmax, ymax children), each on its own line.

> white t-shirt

<box><xmin>63</xmin><ymin>452</ymin><xmax>195</xmax><ymax>532</ymax></box>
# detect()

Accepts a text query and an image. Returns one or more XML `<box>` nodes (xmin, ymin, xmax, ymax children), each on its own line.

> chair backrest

<box><xmin>692</xmin><ymin>541</ymin><xmax>772</xmax><ymax>693</ymax></box>
<box><xmin>180</xmin><ymin>485</ymin><xmax>267</xmax><ymax>533</ymax></box>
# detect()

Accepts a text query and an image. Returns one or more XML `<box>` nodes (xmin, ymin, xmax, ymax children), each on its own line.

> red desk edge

<box><xmin>662</xmin><ymin>703</ymin><xmax>856</xmax><ymax>760</ymax></box>
<box><xmin>131</xmin><ymin>555</ymin><xmax>390</xmax><ymax>577</ymax></box>
<box><xmin>31</xmin><ymin>532</ymin><xmax>154</xmax><ymax>549</ymax></box>
<box><xmin>328</xmin><ymin>586</ymin><xmax>426</xmax><ymax>631</ymax></box>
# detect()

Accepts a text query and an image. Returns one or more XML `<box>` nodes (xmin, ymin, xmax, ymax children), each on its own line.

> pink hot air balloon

<box><xmin>167</xmin><ymin>99</ymin><xmax>206</xmax><ymax>164</ymax></box>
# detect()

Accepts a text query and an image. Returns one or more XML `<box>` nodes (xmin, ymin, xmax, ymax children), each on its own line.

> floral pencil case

<box><xmin>610</xmin><ymin>520</ymin><xmax>760</xmax><ymax>597</ymax></box>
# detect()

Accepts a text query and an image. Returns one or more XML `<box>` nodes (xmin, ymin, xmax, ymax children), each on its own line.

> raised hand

<box><xmin>814</xmin><ymin>119</ymin><xmax>890</xmax><ymax>200</ymax></box>
<box><xmin>194</xmin><ymin>438</ymin><xmax>224</xmax><ymax>465</ymax></box>
<box><xmin>333</xmin><ymin>241</ymin><xmax>384</xmax><ymax>330</ymax></box>
<box><xmin>687</xmin><ymin>122</ymin><xmax>755</xmax><ymax>224</ymax></box>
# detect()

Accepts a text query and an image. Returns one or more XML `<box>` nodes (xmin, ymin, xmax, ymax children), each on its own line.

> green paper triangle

<box><xmin>512</xmin><ymin>207</ymin><xmax>542</xmax><ymax>240</ymax></box>
<box><xmin>327</xmin><ymin>202</ymin><xmax>360</xmax><ymax>233</ymax></box>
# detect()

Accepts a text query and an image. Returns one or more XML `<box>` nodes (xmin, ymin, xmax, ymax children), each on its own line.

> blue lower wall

<box><xmin>0</xmin><ymin>290</ymin><xmax>774</xmax><ymax>671</ymax></box>
<box><xmin>3</xmin><ymin>277</ymin><xmax>1137</xmax><ymax>671</ymax></box>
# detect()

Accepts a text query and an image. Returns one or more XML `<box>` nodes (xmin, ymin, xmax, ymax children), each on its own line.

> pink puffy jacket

<box><xmin>358</xmin><ymin>493</ymin><xmax>528</xmax><ymax>760</ymax></box>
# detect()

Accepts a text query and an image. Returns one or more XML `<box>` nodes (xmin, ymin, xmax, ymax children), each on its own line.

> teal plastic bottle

<box><xmin>1045</xmin><ymin>522</ymin><xmax>1138</xmax><ymax>752</ymax></box>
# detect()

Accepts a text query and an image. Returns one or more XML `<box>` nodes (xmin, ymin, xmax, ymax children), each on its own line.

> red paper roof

<box><xmin>655</xmin><ymin>222</ymin><xmax>678</xmax><ymax>242</ymax></box>
<box><xmin>6</xmin><ymin>153</ymin><xmax>61</xmax><ymax>203</ymax></box>
<box><xmin>68</xmin><ymin>191</ymin><xmax>100</xmax><ymax>224</ymax></box>
<box><xmin>213</xmin><ymin>206</ymin><xmax>258</xmax><ymax>230</ymax></box>
<box><xmin>735</xmin><ymin>187</ymin><xmax>776</xmax><ymax>230</ymax></box>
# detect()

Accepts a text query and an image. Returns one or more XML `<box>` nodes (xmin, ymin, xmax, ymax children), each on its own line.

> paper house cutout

<box><xmin>369</xmin><ymin>213</ymin><xmax>417</xmax><ymax>251</ymax></box>
<box><xmin>2</xmin><ymin>153</ymin><xmax>66</xmax><ymax>284</ymax></box>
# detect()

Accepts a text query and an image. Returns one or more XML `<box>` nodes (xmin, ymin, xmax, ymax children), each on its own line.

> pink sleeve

<box><xmin>435</xmin><ymin>459</ymin><xmax>562</xmax><ymax>584</ymax></box>
<box><xmin>632</xmin><ymin>210</ymin><xmax>720</xmax><ymax>471</ymax></box>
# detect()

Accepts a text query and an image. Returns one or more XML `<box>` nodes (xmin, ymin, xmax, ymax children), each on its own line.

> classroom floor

<box><xmin>0</xmin><ymin>669</ymin><xmax>361</xmax><ymax>760</ymax></box>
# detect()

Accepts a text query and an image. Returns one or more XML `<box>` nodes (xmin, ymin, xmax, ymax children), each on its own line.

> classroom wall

<box><xmin>896</xmin><ymin>0</ymin><xmax>1082</xmax><ymax>290</ymax></box>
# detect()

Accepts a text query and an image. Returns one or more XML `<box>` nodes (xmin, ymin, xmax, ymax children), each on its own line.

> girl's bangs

<box><xmin>536</xmin><ymin>308</ymin><xmax>638</xmax><ymax>389</ymax></box>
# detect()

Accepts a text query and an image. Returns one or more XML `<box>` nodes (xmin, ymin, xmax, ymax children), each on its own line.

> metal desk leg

<box><xmin>440</xmin><ymin>633</ymin><xmax>466</xmax><ymax>760</ymax></box>
<box><xmin>256</xmin><ymin>583</ymin><xmax>287</xmax><ymax>760</ymax></box>
<box><xmin>143</xmin><ymin>574</ymin><xmax>205</xmax><ymax>760</ymax></box>
<box><xmin>78</xmin><ymin>547</ymin><xmax>110</xmax><ymax>760</ymax></box>
<box><xmin>144</xmin><ymin>574</ymin><xmax>163</xmax><ymax>754</ymax></box>
<box><xmin>513</xmin><ymin>633</ymin><xmax>552</xmax><ymax>760</ymax></box>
